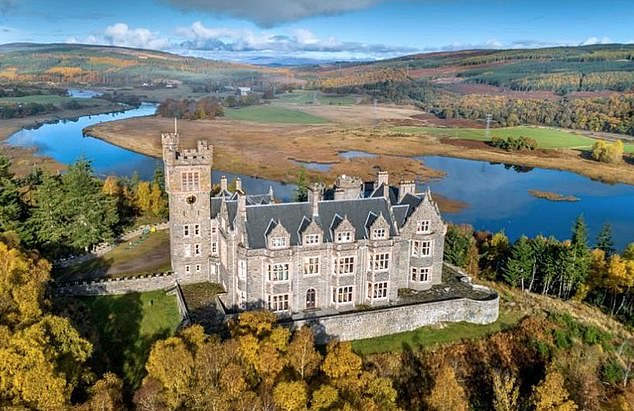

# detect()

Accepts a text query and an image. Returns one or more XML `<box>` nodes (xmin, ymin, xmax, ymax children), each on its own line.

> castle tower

<box><xmin>162</xmin><ymin>131</ymin><xmax>214</xmax><ymax>283</ymax></box>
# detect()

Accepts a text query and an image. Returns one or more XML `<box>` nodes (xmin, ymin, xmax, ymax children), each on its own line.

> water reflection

<box><xmin>418</xmin><ymin>156</ymin><xmax>634</xmax><ymax>249</ymax></box>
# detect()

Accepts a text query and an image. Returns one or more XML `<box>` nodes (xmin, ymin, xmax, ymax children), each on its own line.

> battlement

<box><xmin>161</xmin><ymin>132</ymin><xmax>213</xmax><ymax>167</ymax></box>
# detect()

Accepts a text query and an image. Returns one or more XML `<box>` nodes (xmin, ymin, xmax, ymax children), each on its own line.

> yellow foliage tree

<box><xmin>321</xmin><ymin>341</ymin><xmax>362</xmax><ymax>381</ymax></box>
<box><xmin>144</xmin><ymin>336</ymin><xmax>195</xmax><ymax>409</ymax></box>
<box><xmin>492</xmin><ymin>370</ymin><xmax>519</xmax><ymax>411</ymax></box>
<box><xmin>273</xmin><ymin>381</ymin><xmax>308</xmax><ymax>411</ymax></box>
<box><xmin>287</xmin><ymin>326</ymin><xmax>322</xmax><ymax>380</ymax></box>
<box><xmin>427</xmin><ymin>364</ymin><xmax>469</xmax><ymax>411</ymax></box>
<box><xmin>135</xmin><ymin>181</ymin><xmax>152</xmax><ymax>214</ymax></box>
<box><xmin>532</xmin><ymin>369</ymin><xmax>578</xmax><ymax>411</ymax></box>
<box><xmin>311</xmin><ymin>385</ymin><xmax>339</xmax><ymax>410</ymax></box>
<box><xmin>102</xmin><ymin>176</ymin><xmax>120</xmax><ymax>197</ymax></box>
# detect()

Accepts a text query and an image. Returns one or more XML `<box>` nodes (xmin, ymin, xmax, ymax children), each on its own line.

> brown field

<box><xmin>87</xmin><ymin>107</ymin><xmax>634</xmax><ymax>191</ymax></box>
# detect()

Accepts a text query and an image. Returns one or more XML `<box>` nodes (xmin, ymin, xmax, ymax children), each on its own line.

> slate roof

<box><xmin>211</xmin><ymin>184</ymin><xmax>432</xmax><ymax>250</ymax></box>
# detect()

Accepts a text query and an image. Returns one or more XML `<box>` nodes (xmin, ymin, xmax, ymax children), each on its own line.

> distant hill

<box><xmin>306</xmin><ymin>44</ymin><xmax>634</xmax><ymax>94</ymax></box>
<box><xmin>0</xmin><ymin>43</ymin><xmax>291</xmax><ymax>87</ymax></box>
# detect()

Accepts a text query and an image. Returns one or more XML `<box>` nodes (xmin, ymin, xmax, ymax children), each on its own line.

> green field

<box><xmin>351</xmin><ymin>309</ymin><xmax>523</xmax><ymax>356</ymax></box>
<box><xmin>226</xmin><ymin>105</ymin><xmax>329</xmax><ymax>124</ymax></box>
<box><xmin>78</xmin><ymin>290</ymin><xmax>181</xmax><ymax>390</ymax></box>
<box><xmin>276</xmin><ymin>90</ymin><xmax>357</xmax><ymax>105</ymax></box>
<box><xmin>0</xmin><ymin>94</ymin><xmax>79</xmax><ymax>105</ymax></box>
<box><xmin>395</xmin><ymin>125</ymin><xmax>601</xmax><ymax>149</ymax></box>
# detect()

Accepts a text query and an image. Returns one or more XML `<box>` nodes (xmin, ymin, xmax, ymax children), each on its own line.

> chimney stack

<box><xmin>235</xmin><ymin>177</ymin><xmax>242</xmax><ymax>192</ymax></box>
<box><xmin>308</xmin><ymin>183</ymin><xmax>324</xmax><ymax>217</ymax></box>
<box><xmin>220</xmin><ymin>176</ymin><xmax>228</xmax><ymax>191</ymax></box>
<box><xmin>377</xmin><ymin>170</ymin><xmax>389</xmax><ymax>187</ymax></box>
<box><xmin>399</xmin><ymin>180</ymin><xmax>416</xmax><ymax>201</ymax></box>
<box><xmin>237</xmin><ymin>190</ymin><xmax>247</xmax><ymax>222</ymax></box>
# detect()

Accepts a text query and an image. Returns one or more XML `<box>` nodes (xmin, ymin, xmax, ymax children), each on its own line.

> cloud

<box><xmin>71</xmin><ymin>23</ymin><xmax>171</xmax><ymax>50</ymax></box>
<box><xmin>581</xmin><ymin>36</ymin><xmax>612</xmax><ymax>46</ymax></box>
<box><xmin>161</xmin><ymin>0</ymin><xmax>385</xmax><ymax>27</ymax></box>
<box><xmin>176</xmin><ymin>21</ymin><xmax>416</xmax><ymax>57</ymax></box>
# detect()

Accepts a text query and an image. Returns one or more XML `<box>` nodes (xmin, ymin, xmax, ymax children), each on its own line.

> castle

<box><xmin>162</xmin><ymin>131</ymin><xmax>448</xmax><ymax>314</ymax></box>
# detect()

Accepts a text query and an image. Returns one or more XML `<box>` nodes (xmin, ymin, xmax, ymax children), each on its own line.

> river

<box><xmin>6</xmin><ymin>103</ymin><xmax>634</xmax><ymax>249</ymax></box>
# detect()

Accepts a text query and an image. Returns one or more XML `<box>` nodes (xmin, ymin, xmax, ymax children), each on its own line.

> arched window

<box><xmin>306</xmin><ymin>288</ymin><xmax>316</xmax><ymax>309</ymax></box>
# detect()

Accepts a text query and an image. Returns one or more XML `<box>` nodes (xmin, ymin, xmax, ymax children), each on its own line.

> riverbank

<box><xmin>0</xmin><ymin>102</ymin><xmax>124</xmax><ymax>175</ymax></box>
<box><xmin>86</xmin><ymin>115</ymin><xmax>634</xmax><ymax>187</ymax></box>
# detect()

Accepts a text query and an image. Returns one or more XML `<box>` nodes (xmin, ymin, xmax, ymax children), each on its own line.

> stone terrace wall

<box><xmin>284</xmin><ymin>295</ymin><xmax>499</xmax><ymax>345</ymax></box>
<box><xmin>54</xmin><ymin>272</ymin><xmax>176</xmax><ymax>296</ymax></box>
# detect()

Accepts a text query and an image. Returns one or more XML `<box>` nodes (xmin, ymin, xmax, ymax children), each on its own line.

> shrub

<box><xmin>490</xmin><ymin>136</ymin><xmax>538</xmax><ymax>151</ymax></box>
<box><xmin>591</xmin><ymin>140</ymin><xmax>623</xmax><ymax>163</ymax></box>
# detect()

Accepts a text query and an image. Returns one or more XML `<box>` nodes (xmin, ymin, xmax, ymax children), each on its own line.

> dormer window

<box><xmin>416</xmin><ymin>220</ymin><xmax>431</xmax><ymax>234</ymax></box>
<box><xmin>372</xmin><ymin>228</ymin><xmax>387</xmax><ymax>240</ymax></box>
<box><xmin>304</xmin><ymin>234</ymin><xmax>320</xmax><ymax>245</ymax></box>
<box><xmin>270</xmin><ymin>237</ymin><xmax>288</xmax><ymax>249</ymax></box>
<box><xmin>336</xmin><ymin>231</ymin><xmax>353</xmax><ymax>243</ymax></box>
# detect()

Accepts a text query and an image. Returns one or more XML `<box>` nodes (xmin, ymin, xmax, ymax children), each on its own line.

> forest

<box><xmin>0</xmin><ymin>148</ymin><xmax>633</xmax><ymax>409</ymax></box>
<box><xmin>0</xmin><ymin>155</ymin><xmax>167</xmax><ymax>258</ymax></box>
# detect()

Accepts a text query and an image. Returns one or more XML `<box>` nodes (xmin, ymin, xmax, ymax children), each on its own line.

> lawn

<box><xmin>225</xmin><ymin>105</ymin><xmax>329</xmax><ymax>124</ymax></box>
<box><xmin>275</xmin><ymin>90</ymin><xmax>357</xmax><ymax>105</ymax></box>
<box><xmin>351</xmin><ymin>308</ymin><xmax>523</xmax><ymax>356</ymax></box>
<box><xmin>76</xmin><ymin>290</ymin><xmax>181</xmax><ymax>390</ymax></box>
<box><xmin>395</xmin><ymin>125</ymin><xmax>599</xmax><ymax>149</ymax></box>
<box><xmin>57</xmin><ymin>229</ymin><xmax>171</xmax><ymax>280</ymax></box>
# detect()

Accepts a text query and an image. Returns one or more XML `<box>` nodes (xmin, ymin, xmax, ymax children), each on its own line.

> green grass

<box><xmin>225</xmin><ymin>105</ymin><xmax>329</xmax><ymax>124</ymax></box>
<box><xmin>351</xmin><ymin>309</ymin><xmax>523</xmax><ymax>356</ymax></box>
<box><xmin>275</xmin><ymin>90</ymin><xmax>357</xmax><ymax>105</ymax></box>
<box><xmin>395</xmin><ymin>125</ymin><xmax>599</xmax><ymax>149</ymax></box>
<box><xmin>78</xmin><ymin>290</ymin><xmax>181</xmax><ymax>390</ymax></box>
<box><xmin>0</xmin><ymin>94</ymin><xmax>77</xmax><ymax>105</ymax></box>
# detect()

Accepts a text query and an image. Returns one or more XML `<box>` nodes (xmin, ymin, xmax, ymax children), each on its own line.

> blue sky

<box><xmin>1</xmin><ymin>0</ymin><xmax>633</xmax><ymax>62</ymax></box>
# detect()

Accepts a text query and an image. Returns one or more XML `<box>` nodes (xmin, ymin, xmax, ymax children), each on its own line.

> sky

<box><xmin>0</xmin><ymin>0</ymin><xmax>633</xmax><ymax>63</ymax></box>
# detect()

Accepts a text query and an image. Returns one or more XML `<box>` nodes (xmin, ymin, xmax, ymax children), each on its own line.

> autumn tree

<box><xmin>287</xmin><ymin>326</ymin><xmax>322</xmax><ymax>380</ymax></box>
<box><xmin>427</xmin><ymin>364</ymin><xmax>469</xmax><ymax>411</ymax></box>
<box><xmin>273</xmin><ymin>381</ymin><xmax>307</xmax><ymax>411</ymax></box>
<box><xmin>0</xmin><ymin>241</ymin><xmax>93</xmax><ymax>410</ymax></box>
<box><xmin>592</xmin><ymin>140</ymin><xmax>624</xmax><ymax>163</ymax></box>
<box><xmin>491</xmin><ymin>370</ymin><xmax>519</xmax><ymax>411</ymax></box>
<box><xmin>532</xmin><ymin>368</ymin><xmax>578</xmax><ymax>411</ymax></box>
<box><xmin>79</xmin><ymin>373</ymin><xmax>125</xmax><ymax>411</ymax></box>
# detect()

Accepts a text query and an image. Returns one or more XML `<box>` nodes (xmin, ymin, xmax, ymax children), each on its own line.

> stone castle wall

<box><xmin>284</xmin><ymin>293</ymin><xmax>499</xmax><ymax>344</ymax></box>
<box><xmin>54</xmin><ymin>272</ymin><xmax>176</xmax><ymax>296</ymax></box>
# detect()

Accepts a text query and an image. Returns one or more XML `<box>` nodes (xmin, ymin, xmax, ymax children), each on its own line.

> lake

<box><xmin>6</xmin><ymin>104</ymin><xmax>634</xmax><ymax>249</ymax></box>
<box><xmin>6</xmin><ymin>103</ymin><xmax>297</xmax><ymax>200</ymax></box>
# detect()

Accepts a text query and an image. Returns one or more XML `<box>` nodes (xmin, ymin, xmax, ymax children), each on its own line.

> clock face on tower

<box><xmin>186</xmin><ymin>195</ymin><xmax>197</xmax><ymax>205</ymax></box>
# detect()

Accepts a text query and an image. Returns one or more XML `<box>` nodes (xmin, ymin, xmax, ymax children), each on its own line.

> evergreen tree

<box><xmin>571</xmin><ymin>215</ymin><xmax>588</xmax><ymax>250</ymax></box>
<box><xmin>0</xmin><ymin>155</ymin><xmax>23</xmax><ymax>233</ymax></box>
<box><xmin>27</xmin><ymin>160</ymin><xmax>118</xmax><ymax>254</ymax></box>
<box><xmin>444</xmin><ymin>225</ymin><xmax>474</xmax><ymax>269</ymax></box>
<box><xmin>596</xmin><ymin>223</ymin><xmax>615</xmax><ymax>257</ymax></box>
<box><xmin>503</xmin><ymin>236</ymin><xmax>535</xmax><ymax>290</ymax></box>
<box><xmin>294</xmin><ymin>169</ymin><xmax>308</xmax><ymax>202</ymax></box>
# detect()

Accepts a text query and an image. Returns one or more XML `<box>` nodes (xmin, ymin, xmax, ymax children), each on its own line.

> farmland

<box><xmin>225</xmin><ymin>105</ymin><xmax>329</xmax><ymax>124</ymax></box>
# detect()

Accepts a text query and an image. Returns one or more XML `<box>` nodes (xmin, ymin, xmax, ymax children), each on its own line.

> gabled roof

<box><xmin>239</xmin><ymin>197</ymin><xmax>398</xmax><ymax>249</ymax></box>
